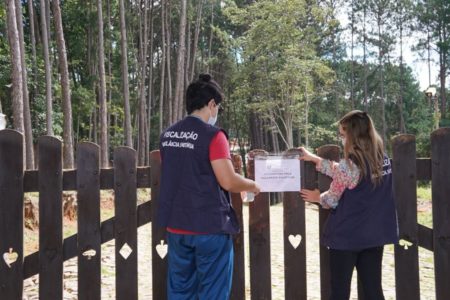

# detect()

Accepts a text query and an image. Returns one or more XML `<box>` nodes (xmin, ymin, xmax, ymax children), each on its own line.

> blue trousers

<box><xmin>167</xmin><ymin>232</ymin><xmax>234</xmax><ymax>300</ymax></box>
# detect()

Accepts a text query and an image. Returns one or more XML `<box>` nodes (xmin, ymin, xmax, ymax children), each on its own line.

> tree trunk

<box><xmin>33</xmin><ymin>1</ymin><xmax>41</xmax><ymax>44</ymax></box>
<box><xmin>97</xmin><ymin>0</ymin><xmax>108</xmax><ymax>167</ymax></box>
<box><xmin>40</xmin><ymin>0</ymin><xmax>53</xmax><ymax>135</ymax></box>
<box><xmin>398</xmin><ymin>4</ymin><xmax>406</xmax><ymax>133</ymax></box>
<box><xmin>439</xmin><ymin>53</ymin><xmax>446</xmax><ymax>118</ymax></box>
<box><xmin>439</xmin><ymin>27</ymin><xmax>447</xmax><ymax>118</ymax></box>
<box><xmin>165</xmin><ymin>0</ymin><xmax>173</xmax><ymax>126</ymax></box>
<box><xmin>190</xmin><ymin>0</ymin><xmax>203</xmax><ymax>82</ymax></box>
<box><xmin>305</xmin><ymin>88</ymin><xmax>310</xmax><ymax>148</ymax></box>
<box><xmin>52</xmin><ymin>0</ymin><xmax>74</xmax><ymax>168</ymax></box>
<box><xmin>24</xmin><ymin>196</ymin><xmax>38</xmax><ymax>229</ymax></box>
<box><xmin>146</xmin><ymin>0</ymin><xmax>154</xmax><ymax>164</ymax></box>
<box><xmin>270</xmin><ymin>124</ymin><xmax>280</xmax><ymax>153</ymax></box>
<box><xmin>185</xmin><ymin>21</ymin><xmax>191</xmax><ymax>89</ymax></box>
<box><xmin>174</xmin><ymin>0</ymin><xmax>187</xmax><ymax>122</ymax></box>
<box><xmin>378</xmin><ymin>14</ymin><xmax>386</xmax><ymax>145</ymax></box>
<box><xmin>15</xmin><ymin>0</ymin><xmax>35</xmax><ymax>169</ymax></box>
<box><xmin>427</xmin><ymin>29</ymin><xmax>431</xmax><ymax>89</ymax></box>
<box><xmin>6</xmin><ymin>0</ymin><xmax>24</xmax><ymax>132</ymax></box>
<box><xmin>107</xmin><ymin>0</ymin><xmax>112</xmax><ymax>153</ymax></box>
<box><xmin>206</xmin><ymin>1</ymin><xmax>214</xmax><ymax>73</ymax></box>
<box><xmin>249</xmin><ymin>112</ymin><xmax>263</xmax><ymax>149</ymax></box>
<box><xmin>119</xmin><ymin>0</ymin><xmax>132</xmax><ymax>147</ymax></box>
<box><xmin>137</xmin><ymin>0</ymin><xmax>148</xmax><ymax>166</ymax></box>
<box><xmin>159</xmin><ymin>0</ymin><xmax>166</xmax><ymax>133</ymax></box>
<box><xmin>28</xmin><ymin>0</ymin><xmax>38</xmax><ymax>97</ymax></box>
<box><xmin>350</xmin><ymin>0</ymin><xmax>355</xmax><ymax>109</ymax></box>
<box><xmin>45</xmin><ymin>0</ymin><xmax>51</xmax><ymax>53</ymax></box>
<box><xmin>363</xmin><ymin>5</ymin><xmax>368</xmax><ymax>111</ymax></box>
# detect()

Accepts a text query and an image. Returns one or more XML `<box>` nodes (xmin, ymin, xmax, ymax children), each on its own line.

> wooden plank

<box><xmin>23</xmin><ymin>167</ymin><xmax>151</xmax><ymax>192</ymax></box>
<box><xmin>416</xmin><ymin>158</ymin><xmax>431</xmax><ymax>181</ymax></box>
<box><xmin>418</xmin><ymin>224</ymin><xmax>433</xmax><ymax>251</ymax></box>
<box><xmin>283</xmin><ymin>148</ymin><xmax>307</xmax><ymax>300</ymax></box>
<box><xmin>101</xmin><ymin>167</ymin><xmax>150</xmax><ymax>190</ymax></box>
<box><xmin>38</xmin><ymin>136</ymin><xmax>63</xmax><ymax>300</ymax></box>
<box><xmin>317</xmin><ymin>145</ymin><xmax>340</xmax><ymax>300</ymax></box>
<box><xmin>77</xmin><ymin>142</ymin><xmax>101</xmax><ymax>300</ymax></box>
<box><xmin>150</xmin><ymin>150</ymin><xmax>168</xmax><ymax>300</ymax></box>
<box><xmin>114</xmin><ymin>147</ymin><xmax>138</xmax><ymax>300</ymax></box>
<box><xmin>230</xmin><ymin>154</ymin><xmax>245</xmax><ymax>300</ymax></box>
<box><xmin>392</xmin><ymin>134</ymin><xmax>420</xmax><ymax>300</ymax></box>
<box><xmin>431</xmin><ymin>128</ymin><xmax>450</xmax><ymax>300</ymax></box>
<box><xmin>0</xmin><ymin>130</ymin><xmax>24</xmax><ymax>299</ymax></box>
<box><xmin>23</xmin><ymin>200</ymin><xmax>152</xmax><ymax>279</ymax></box>
<box><xmin>248</xmin><ymin>150</ymin><xmax>272</xmax><ymax>300</ymax></box>
<box><xmin>23</xmin><ymin>170</ymin><xmax>38</xmax><ymax>192</ymax></box>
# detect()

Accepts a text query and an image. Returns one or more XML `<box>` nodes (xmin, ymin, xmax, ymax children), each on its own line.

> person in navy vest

<box><xmin>158</xmin><ymin>73</ymin><xmax>261</xmax><ymax>300</ymax></box>
<box><xmin>299</xmin><ymin>110</ymin><xmax>398</xmax><ymax>300</ymax></box>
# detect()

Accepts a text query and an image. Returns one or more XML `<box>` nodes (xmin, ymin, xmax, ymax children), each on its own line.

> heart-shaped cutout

<box><xmin>288</xmin><ymin>234</ymin><xmax>302</xmax><ymax>249</ymax></box>
<box><xmin>156</xmin><ymin>240</ymin><xmax>168</xmax><ymax>259</ymax></box>
<box><xmin>3</xmin><ymin>248</ymin><xmax>19</xmax><ymax>268</ymax></box>
<box><xmin>399</xmin><ymin>239</ymin><xmax>413</xmax><ymax>250</ymax></box>
<box><xmin>82</xmin><ymin>249</ymin><xmax>97</xmax><ymax>260</ymax></box>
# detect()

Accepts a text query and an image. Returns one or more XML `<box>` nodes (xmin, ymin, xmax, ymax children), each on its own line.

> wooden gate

<box><xmin>1</xmin><ymin>128</ymin><xmax>449</xmax><ymax>299</ymax></box>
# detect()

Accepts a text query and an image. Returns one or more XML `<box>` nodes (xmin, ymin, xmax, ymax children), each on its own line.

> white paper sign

<box><xmin>255</xmin><ymin>155</ymin><xmax>301</xmax><ymax>192</ymax></box>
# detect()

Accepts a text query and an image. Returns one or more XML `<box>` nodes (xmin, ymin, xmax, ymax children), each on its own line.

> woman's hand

<box><xmin>300</xmin><ymin>189</ymin><xmax>320</xmax><ymax>203</ymax></box>
<box><xmin>298</xmin><ymin>147</ymin><xmax>321</xmax><ymax>164</ymax></box>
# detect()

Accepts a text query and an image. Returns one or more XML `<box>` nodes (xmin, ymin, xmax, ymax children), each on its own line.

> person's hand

<box><xmin>298</xmin><ymin>147</ymin><xmax>321</xmax><ymax>164</ymax></box>
<box><xmin>300</xmin><ymin>189</ymin><xmax>320</xmax><ymax>203</ymax></box>
<box><xmin>251</xmin><ymin>182</ymin><xmax>261</xmax><ymax>196</ymax></box>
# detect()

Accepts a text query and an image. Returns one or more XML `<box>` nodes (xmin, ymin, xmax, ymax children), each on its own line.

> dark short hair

<box><xmin>186</xmin><ymin>73</ymin><xmax>223</xmax><ymax>114</ymax></box>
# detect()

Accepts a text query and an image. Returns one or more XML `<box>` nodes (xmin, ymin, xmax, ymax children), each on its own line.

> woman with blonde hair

<box><xmin>300</xmin><ymin>110</ymin><xmax>398</xmax><ymax>300</ymax></box>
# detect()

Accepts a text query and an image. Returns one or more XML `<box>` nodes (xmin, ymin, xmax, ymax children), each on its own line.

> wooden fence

<box><xmin>0</xmin><ymin>128</ymin><xmax>449</xmax><ymax>299</ymax></box>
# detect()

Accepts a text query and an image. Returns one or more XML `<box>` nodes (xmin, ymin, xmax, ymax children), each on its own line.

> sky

<box><xmin>336</xmin><ymin>5</ymin><xmax>440</xmax><ymax>91</ymax></box>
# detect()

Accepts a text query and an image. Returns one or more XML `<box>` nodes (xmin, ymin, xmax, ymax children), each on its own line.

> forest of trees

<box><xmin>0</xmin><ymin>0</ymin><xmax>449</xmax><ymax>170</ymax></box>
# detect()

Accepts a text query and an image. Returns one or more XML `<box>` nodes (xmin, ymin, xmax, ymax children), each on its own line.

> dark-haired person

<box><xmin>300</xmin><ymin>110</ymin><xmax>398</xmax><ymax>300</ymax></box>
<box><xmin>158</xmin><ymin>74</ymin><xmax>261</xmax><ymax>300</ymax></box>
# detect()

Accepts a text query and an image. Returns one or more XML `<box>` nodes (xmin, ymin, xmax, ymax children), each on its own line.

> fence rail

<box><xmin>0</xmin><ymin>128</ymin><xmax>450</xmax><ymax>299</ymax></box>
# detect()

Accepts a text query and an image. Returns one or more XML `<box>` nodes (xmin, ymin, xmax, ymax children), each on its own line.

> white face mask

<box><xmin>207</xmin><ymin>104</ymin><xmax>218</xmax><ymax>125</ymax></box>
<box><xmin>207</xmin><ymin>113</ymin><xmax>218</xmax><ymax>126</ymax></box>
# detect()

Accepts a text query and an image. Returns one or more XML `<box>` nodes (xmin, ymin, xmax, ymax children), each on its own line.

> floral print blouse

<box><xmin>317</xmin><ymin>158</ymin><xmax>361</xmax><ymax>209</ymax></box>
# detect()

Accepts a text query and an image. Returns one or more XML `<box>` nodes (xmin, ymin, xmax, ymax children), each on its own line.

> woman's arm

<box><xmin>301</xmin><ymin>159</ymin><xmax>360</xmax><ymax>209</ymax></box>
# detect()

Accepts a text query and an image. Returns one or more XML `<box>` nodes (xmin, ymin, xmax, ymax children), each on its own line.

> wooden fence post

<box><xmin>77</xmin><ymin>142</ymin><xmax>101</xmax><ymax>300</ymax></box>
<box><xmin>150</xmin><ymin>150</ymin><xmax>167</xmax><ymax>300</ymax></box>
<box><xmin>317</xmin><ymin>145</ymin><xmax>339</xmax><ymax>300</ymax></box>
<box><xmin>392</xmin><ymin>134</ymin><xmax>420</xmax><ymax>300</ymax></box>
<box><xmin>114</xmin><ymin>147</ymin><xmax>138</xmax><ymax>300</ymax></box>
<box><xmin>283</xmin><ymin>148</ymin><xmax>307</xmax><ymax>300</ymax></box>
<box><xmin>230</xmin><ymin>154</ymin><xmax>245</xmax><ymax>300</ymax></box>
<box><xmin>38</xmin><ymin>136</ymin><xmax>63</xmax><ymax>300</ymax></box>
<box><xmin>248</xmin><ymin>149</ymin><xmax>272</xmax><ymax>300</ymax></box>
<box><xmin>431</xmin><ymin>128</ymin><xmax>450</xmax><ymax>300</ymax></box>
<box><xmin>0</xmin><ymin>130</ymin><xmax>24</xmax><ymax>300</ymax></box>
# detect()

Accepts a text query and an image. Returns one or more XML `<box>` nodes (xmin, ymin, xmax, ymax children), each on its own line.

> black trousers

<box><xmin>329</xmin><ymin>246</ymin><xmax>385</xmax><ymax>300</ymax></box>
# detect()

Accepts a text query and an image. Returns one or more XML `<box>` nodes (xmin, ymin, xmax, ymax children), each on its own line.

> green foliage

<box><xmin>0</xmin><ymin>0</ymin><xmax>445</xmax><ymax>161</ymax></box>
<box><xmin>417</xmin><ymin>185</ymin><xmax>431</xmax><ymax>201</ymax></box>
<box><xmin>307</xmin><ymin>124</ymin><xmax>339</xmax><ymax>150</ymax></box>
<box><xmin>224</xmin><ymin>0</ymin><xmax>336</xmax><ymax>148</ymax></box>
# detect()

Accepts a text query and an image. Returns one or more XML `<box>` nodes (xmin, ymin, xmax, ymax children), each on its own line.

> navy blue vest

<box><xmin>158</xmin><ymin>116</ymin><xmax>239</xmax><ymax>234</ymax></box>
<box><xmin>322</xmin><ymin>156</ymin><xmax>398</xmax><ymax>250</ymax></box>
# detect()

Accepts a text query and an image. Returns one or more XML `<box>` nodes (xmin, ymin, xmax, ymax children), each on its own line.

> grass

<box><xmin>417</xmin><ymin>185</ymin><xmax>432</xmax><ymax>228</ymax></box>
<box><xmin>417</xmin><ymin>185</ymin><xmax>432</xmax><ymax>201</ymax></box>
